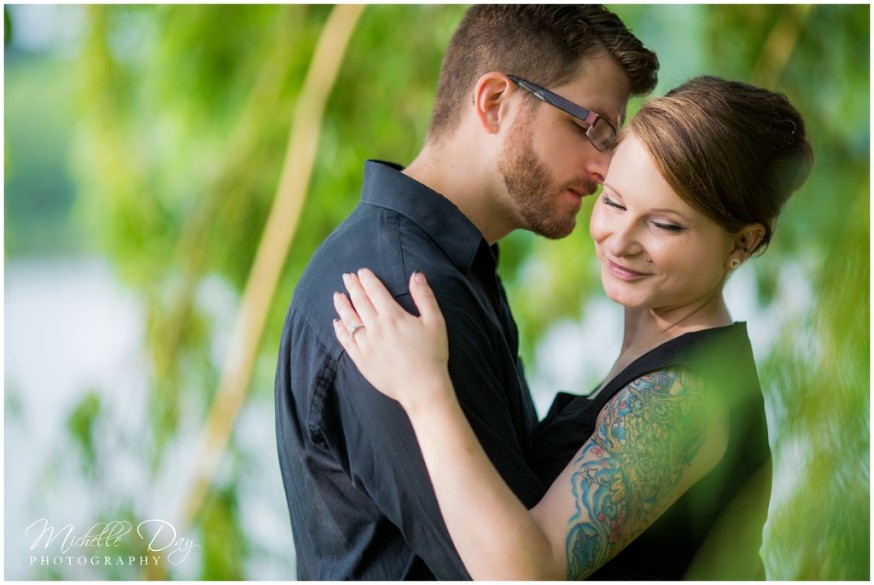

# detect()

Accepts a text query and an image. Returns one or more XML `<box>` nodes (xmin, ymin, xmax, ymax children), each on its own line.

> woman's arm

<box><xmin>533</xmin><ymin>369</ymin><xmax>728</xmax><ymax>578</ymax></box>
<box><xmin>333</xmin><ymin>269</ymin><xmax>727</xmax><ymax>580</ymax></box>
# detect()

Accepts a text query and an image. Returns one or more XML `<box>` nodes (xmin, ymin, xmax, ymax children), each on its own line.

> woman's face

<box><xmin>589</xmin><ymin>134</ymin><xmax>737</xmax><ymax>314</ymax></box>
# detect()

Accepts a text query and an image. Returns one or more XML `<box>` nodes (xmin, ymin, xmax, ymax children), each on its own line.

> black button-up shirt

<box><xmin>275</xmin><ymin>161</ymin><xmax>545</xmax><ymax>580</ymax></box>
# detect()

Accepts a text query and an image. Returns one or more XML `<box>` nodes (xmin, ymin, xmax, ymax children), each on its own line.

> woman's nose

<box><xmin>606</xmin><ymin>221</ymin><xmax>644</xmax><ymax>258</ymax></box>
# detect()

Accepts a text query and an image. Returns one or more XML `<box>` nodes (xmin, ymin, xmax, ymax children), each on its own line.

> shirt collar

<box><xmin>361</xmin><ymin>160</ymin><xmax>491</xmax><ymax>273</ymax></box>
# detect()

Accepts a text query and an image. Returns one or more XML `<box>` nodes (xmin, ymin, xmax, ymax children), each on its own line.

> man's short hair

<box><xmin>429</xmin><ymin>5</ymin><xmax>659</xmax><ymax>139</ymax></box>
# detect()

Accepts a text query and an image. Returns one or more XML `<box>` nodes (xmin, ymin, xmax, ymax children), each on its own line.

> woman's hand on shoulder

<box><xmin>333</xmin><ymin>268</ymin><xmax>452</xmax><ymax>413</ymax></box>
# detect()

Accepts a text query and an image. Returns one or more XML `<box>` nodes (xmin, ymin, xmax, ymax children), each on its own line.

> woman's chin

<box><xmin>602</xmin><ymin>284</ymin><xmax>645</xmax><ymax>309</ymax></box>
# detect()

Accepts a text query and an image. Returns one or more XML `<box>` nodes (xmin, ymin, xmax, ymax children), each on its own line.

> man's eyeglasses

<box><xmin>507</xmin><ymin>74</ymin><xmax>618</xmax><ymax>152</ymax></box>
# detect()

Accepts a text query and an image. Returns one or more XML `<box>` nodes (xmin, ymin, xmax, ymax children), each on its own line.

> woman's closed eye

<box><xmin>601</xmin><ymin>193</ymin><xmax>625</xmax><ymax>210</ymax></box>
<box><xmin>602</xmin><ymin>194</ymin><xmax>687</xmax><ymax>233</ymax></box>
<box><xmin>652</xmin><ymin>221</ymin><xmax>686</xmax><ymax>233</ymax></box>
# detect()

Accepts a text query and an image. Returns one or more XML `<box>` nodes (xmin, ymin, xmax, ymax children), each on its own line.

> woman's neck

<box><xmin>622</xmin><ymin>293</ymin><xmax>731</xmax><ymax>355</ymax></box>
<box><xmin>595</xmin><ymin>293</ymin><xmax>731</xmax><ymax>394</ymax></box>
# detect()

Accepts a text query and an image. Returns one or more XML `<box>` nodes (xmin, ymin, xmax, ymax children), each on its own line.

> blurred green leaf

<box><xmin>200</xmin><ymin>486</ymin><xmax>245</xmax><ymax>580</ymax></box>
<box><xmin>67</xmin><ymin>391</ymin><xmax>102</xmax><ymax>474</ymax></box>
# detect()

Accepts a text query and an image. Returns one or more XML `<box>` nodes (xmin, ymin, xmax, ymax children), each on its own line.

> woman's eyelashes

<box><xmin>601</xmin><ymin>193</ymin><xmax>625</xmax><ymax>210</ymax></box>
<box><xmin>652</xmin><ymin>221</ymin><xmax>686</xmax><ymax>233</ymax></box>
<box><xmin>601</xmin><ymin>194</ymin><xmax>687</xmax><ymax>233</ymax></box>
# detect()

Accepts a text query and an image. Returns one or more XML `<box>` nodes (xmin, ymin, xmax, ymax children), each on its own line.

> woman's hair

<box><xmin>629</xmin><ymin>76</ymin><xmax>814</xmax><ymax>253</ymax></box>
<box><xmin>429</xmin><ymin>5</ymin><xmax>659</xmax><ymax>140</ymax></box>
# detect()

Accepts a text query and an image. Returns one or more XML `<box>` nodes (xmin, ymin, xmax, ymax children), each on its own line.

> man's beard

<box><xmin>497</xmin><ymin>116</ymin><xmax>579</xmax><ymax>240</ymax></box>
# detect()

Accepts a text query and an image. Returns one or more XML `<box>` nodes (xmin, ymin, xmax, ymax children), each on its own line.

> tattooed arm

<box><xmin>333</xmin><ymin>269</ymin><xmax>728</xmax><ymax>580</ymax></box>
<box><xmin>534</xmin><ymin>369</ymin><xmax>728</xmax><ymax>578</ymax></box>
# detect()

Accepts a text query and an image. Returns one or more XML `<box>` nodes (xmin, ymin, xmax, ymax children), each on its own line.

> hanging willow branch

<box><xmin>173</xmin><ymin>0</ymin><xmax>366</xmax><ymax>536</ymax></box>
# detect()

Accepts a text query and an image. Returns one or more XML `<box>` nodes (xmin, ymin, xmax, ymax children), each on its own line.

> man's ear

<box><xmin>472</xmin><ymin>72</ymin><xmax>514</xmax><ymax>134</ymax></box>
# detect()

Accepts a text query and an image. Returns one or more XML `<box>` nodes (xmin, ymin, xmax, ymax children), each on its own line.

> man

<box><xmin>275</xmin><ymin>5</ymin><xmax>658</xmax><ymax>580</ymax></box>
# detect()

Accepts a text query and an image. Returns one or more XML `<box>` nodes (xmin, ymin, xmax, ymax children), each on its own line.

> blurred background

<box><xmin>4</xmin><ymin>4</ymin><xmax>869</xmax><ymax>580</ymax></box>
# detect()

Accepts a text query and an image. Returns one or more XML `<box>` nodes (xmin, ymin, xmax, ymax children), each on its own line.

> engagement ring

<box><xmin>348</xmin><ymin>324</ymin><xmax>365</xmax><ymax>339</ymax></box>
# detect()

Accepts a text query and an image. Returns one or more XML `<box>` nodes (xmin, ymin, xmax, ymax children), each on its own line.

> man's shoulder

<box><xmin>296</xmin><ymin>209</ymin><xmax>405</xmax><ymax>291</ymax></box>
<box><xmin>297</xmin><ymin>206</ymin><xmax>469</xmax><ymax>297</ymax></box>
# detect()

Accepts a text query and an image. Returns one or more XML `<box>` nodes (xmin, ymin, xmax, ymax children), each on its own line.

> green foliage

<box><xmin>5</xmin><ymin>4</ymin><xmax>868</xmax><ymax>580</ymax></box>
<box><xmin>4</xmin><ymin>6</ymin><xmax>12</xmax><ymax>46</ymax></box>
<box><xmin>199</xmin><ymin>486</ymin><xmax>246</xmax><ymax>580</ymax></box>
<box><xmin>67</xmin><ymin>391</ymin><xmax>102</xmax><ymax>474</ymax></box>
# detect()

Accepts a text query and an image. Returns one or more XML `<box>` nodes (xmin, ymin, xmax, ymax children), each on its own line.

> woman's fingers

<box><xmin>330</xmin><ymin>268</ymin><xmax>449</xmax><ymax>406</ymax></box>
<box><xmin>343</xmin><ymin>268</ymin><xmax>442</xmax><ymax>327</ymax></box>
<box><xmin>332</xmin><ymin>317</ymin><xmax>358</xmax><ymax>356</ymax></box>
<box><xmin>356</xmin><ymin>268</ymin><xmax>404</xmax><ymax>316</ymax></box>
<box><xmin>409</xmin><ymin>271</ymin><xmax>443</xmax><ymax>327</ymax></box>
<box><xmin>333</xmin><ymin>290</ymin><xmax>367</xmax><ymax>342</ymax></box>
<box><xmin>343</xmin><ymin>271</ymin><xmax>378</xmax><ymax>323</ymax></box>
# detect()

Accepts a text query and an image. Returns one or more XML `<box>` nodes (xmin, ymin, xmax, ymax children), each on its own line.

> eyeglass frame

<box><xmin>506</xmin><ymin>74</ymin><xmax>618</xmax><ymax>152</ymax></box>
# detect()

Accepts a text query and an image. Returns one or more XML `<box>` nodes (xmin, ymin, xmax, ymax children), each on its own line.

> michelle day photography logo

<box><xmin>25</xmin><ymin>517</ymin><xmax>200</xmax><ymax>568</ymax></box>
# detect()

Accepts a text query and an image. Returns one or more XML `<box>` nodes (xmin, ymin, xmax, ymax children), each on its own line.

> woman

<box><xmin>331</xmin><ymin>76</ymin><xmax>813</xmax><ymax>580</ymax></box>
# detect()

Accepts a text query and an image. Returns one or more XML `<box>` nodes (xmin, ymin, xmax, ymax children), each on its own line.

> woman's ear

<box><xmin>727</xmin><ymin>223</ymin><xmax>766</xmax><ymax>268</ymax></box>
<box><xmin>472</xmin><ymin>72</ymin><xmax>513</xmax><ymax>134</ymax></box>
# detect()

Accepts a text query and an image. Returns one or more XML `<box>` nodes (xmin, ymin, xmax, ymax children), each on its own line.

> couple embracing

<box><xmin>275</xmin><ymin>5</ymin><xmax>813</xmax><ymax>580</ymax></box>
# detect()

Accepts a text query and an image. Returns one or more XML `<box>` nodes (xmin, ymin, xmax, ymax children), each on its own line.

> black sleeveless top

<box><xmin>529</xmin><ymin>323</ymin><xmax>771</xmax><ymax>580</ymax></box>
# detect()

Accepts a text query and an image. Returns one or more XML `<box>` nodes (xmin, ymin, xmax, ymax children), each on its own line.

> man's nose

<box><xmin>583</xmin><ymin>148</ymin><xmax>612</xmax><ymax>185</ymax></box>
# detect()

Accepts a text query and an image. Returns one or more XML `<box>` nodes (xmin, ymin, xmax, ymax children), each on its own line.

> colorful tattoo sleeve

<box><xmin>565</xmin><ymin>367</ymin><xmax>709</xmax><ymax>579</ymax></box>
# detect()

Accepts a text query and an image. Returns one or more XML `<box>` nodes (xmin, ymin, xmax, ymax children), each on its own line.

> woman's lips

<box><xmin>607</xmin><ymin>259</ymin><xmax>649</xmax><ymax>280</ymax></box>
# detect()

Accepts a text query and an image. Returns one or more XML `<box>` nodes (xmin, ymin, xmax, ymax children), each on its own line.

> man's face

<box><xmin>497</xmin><ymin>53</ymin><xmax>632</xmax><ymax>239</ymax></box>
<box><xmin>497</xmin><ymin>110</ymin><xmax>580</xmax><ymax>239</ymax></box>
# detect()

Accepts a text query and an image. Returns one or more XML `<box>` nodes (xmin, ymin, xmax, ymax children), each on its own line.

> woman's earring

<box><xmin>729</xmin><ymin>258</ymin><xmax>741</xmax><ymax>270</ymax></box>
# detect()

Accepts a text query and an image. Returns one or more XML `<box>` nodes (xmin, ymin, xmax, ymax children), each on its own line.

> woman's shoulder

<box><xmin>613</xmin><ymin>323</ymin><xmax>756</xmax><ymax>394</ymax></box>
<box><xmin>642</xmin><ymin>322</ymin><xmax>751</xmax><ymax>365</ymax></box>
